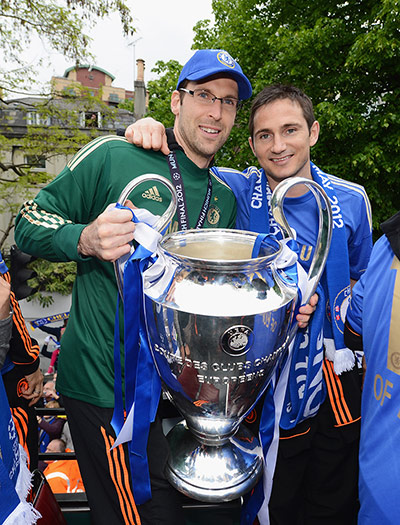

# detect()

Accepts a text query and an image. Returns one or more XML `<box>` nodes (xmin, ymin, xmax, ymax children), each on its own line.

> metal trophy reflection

<box><xmin>114</xmin><ymin>175</ymin><xmax>332</xmax><ymax>502</ymax></box>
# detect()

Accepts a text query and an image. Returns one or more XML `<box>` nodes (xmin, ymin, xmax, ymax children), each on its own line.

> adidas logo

<box><xmin>142</xmin><ymin>186</ymin><xmax>162</xmax><ymax>202</ymax></box>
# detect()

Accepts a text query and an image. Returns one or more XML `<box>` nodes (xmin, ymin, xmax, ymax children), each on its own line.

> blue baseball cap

<box><xmin>177</xmin><ymin>49</ymin><xmax>252</xmax><ymax>100</ymax></box>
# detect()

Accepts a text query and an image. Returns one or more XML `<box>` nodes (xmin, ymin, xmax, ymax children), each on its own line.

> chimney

<box><xmin>134</xmin><ymin>59</ymin><xmax>146</xmax><ymax>119</ymax></box>
<box><xmin>136</xmin><ymin>59</ymin><xmax>145</xmax><ymax>83</ymax></box>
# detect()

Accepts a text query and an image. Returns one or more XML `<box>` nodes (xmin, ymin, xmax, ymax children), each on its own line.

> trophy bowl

<box><xmin>143</xmin><ymin>228</ymin><xmax>298</xmax><ymax>501</ymax></box>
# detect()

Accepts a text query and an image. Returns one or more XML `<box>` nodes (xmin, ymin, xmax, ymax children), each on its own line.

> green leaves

<box><xmin>0</xmin><ymin>0</ymin><xmax>134</xmax><ymax>94</ymax></box>
<box><xmin>26</xmin><ymin>259</ymin><xmax>77</xmax><ymax>306</ymax></box>
<box><xmin>0</xmin><ymin>1</ymin><xmax>136</xmax><ymax>304</ymax></box>
<box><xmin>191</xmin><ymin>0</ymin><xmax>400</xmax><ymax>233</ymax></box>
<box><xmin>145</xmin><ymin>60</ymin><xmax>183</xmax><ymax>129</ymax></box>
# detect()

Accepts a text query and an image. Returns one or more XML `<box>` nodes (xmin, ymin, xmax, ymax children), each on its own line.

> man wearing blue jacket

<box><xmin>345</xmin><ymin>211</ymin><xmax>400</xmax><ymax>525</ymax></box>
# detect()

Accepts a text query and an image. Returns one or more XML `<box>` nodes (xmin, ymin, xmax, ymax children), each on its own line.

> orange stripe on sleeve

<box><xmin>10</xmin><ymin>293</ymin><xmax>31</xmax><ymax>348</ymax></box>
<box><xmin>9</xmin><ymin>289</ymin><xmax>39</xmax><ymax>362</ymax></box>
<box><xmin>11</xmin><ymin>407</ymin><xmax>30</xmax><ymax>467</ymax></box>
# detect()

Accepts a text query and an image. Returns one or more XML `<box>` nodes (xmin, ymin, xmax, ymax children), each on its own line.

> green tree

<box><xmin>192</xmin><ymin>0</ymin><xmax>400</xmax><ymax>231</ymax></box>
<box><xmin>0</xmin><ymin>86</ymin><xmax>120</xmax><ymax>305</ymax></box>
<box><xmin>29</xmin><ymin>259</ymin><xmax>77</xmax><ymax>307</ymax></box>
<box><xmin>145</xmin><ymin>59</ymin><xmax>183</xmax><ymax>127</ymax></box>
<box><xmin>0</xmin><ymin>86</ymin><xmax>119</xmax><ymax>246</ymax></box>
<box><xmin>118</xmin><ymin>98</ymin><xmax>135</xmax><ymax>114</ymax></box>
<box><xmin>0</xmin><ymin>0</ymin><xmax>134</xmax><ymax>93</ymax></box>
<box><xmin>0</xmin><ymin>1</ymin><xmax>135</xmax><ymax>303</ymax></box>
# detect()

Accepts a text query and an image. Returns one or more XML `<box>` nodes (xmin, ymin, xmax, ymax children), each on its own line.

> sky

<box><xmin>32</xmin><ymin>0</ymin><xmax>214</xmax><ymax>92</ymax></box>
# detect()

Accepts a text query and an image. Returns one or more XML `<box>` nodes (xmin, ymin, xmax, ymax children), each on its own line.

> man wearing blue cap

<box><xmin>14</xmin><ymin>49</ymin><xmax>252</xmax><ymax>525</ymax></box>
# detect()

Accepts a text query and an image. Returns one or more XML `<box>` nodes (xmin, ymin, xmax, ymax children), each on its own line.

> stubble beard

<box><xmin>178</xmin><ymin>119</ymin><xmax>226</xmax><ymax>167</ymax></box>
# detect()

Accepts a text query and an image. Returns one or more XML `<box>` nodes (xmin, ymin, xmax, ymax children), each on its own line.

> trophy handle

<box><xmin>113</xmin><ymin>174</ymin><xmax>177</xmax><ymax>298</ymax></box>
<box><xmin>270</xmin><ymin>177</ymin><xmax>333</xmax><ymax>305</ymax></box>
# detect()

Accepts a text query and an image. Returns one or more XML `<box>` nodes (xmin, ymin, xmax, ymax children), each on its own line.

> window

<box><xmin>26</xmin><ymin>112</ymin><xmax>51</xmax><ymax>126</ymax></box>
<box><xmin>62</xmin><ymin>87</ymin><xmax>76</xmax><ymax>97</ymax></box>
<box><xmin>25</xmin><ymin>155</ymin><xmax>46</xmax><ymax>171</ymax></box>
<box><xmin>79</xmin><ymin>111</ymin><xmax>103</xmax><ymax>128</ymax></box>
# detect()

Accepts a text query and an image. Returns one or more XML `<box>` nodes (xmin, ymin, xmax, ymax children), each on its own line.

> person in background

<box><xmin>42</xmin><ymin>379</ymin><xmax>59</xmax><ymax>404</ymax></box>
<box><xmin>39</xmin><ymin>318</ymin><xmax>68</xmax><ymax>343</ymax></box>
<box><xmin>60</xmin><ymin>419</ymin><xmax>74</xmax><ymax>451</ymax></box>
<box><xmin>344</xmin><ymin>210</ymin><xmax>400</xmax><ymax>525</ymax></box>
<box><xmin>38</xmin><ymin>399</ymin><xmax>65</xmax><ymax>453</ymax></box>
<box><xmin>43</xmin><ymin>438</ymin><xmax>85</xmax><ymax>494</ymax></box>
<box><xmin>41</xmin><ymin>336</ymin><xmax>60</xmax><ymax>374</ymax></box>
<box><xmin>40</xmin><ymin>319</ymin><xmax>67</xmax><ymax>374</ymax></box>
<box><xmin>0</xmin><ymin>250</ymin><xmax>43</xmax><ymax>470</ymax></box>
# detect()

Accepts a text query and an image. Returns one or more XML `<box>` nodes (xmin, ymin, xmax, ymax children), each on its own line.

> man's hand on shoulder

<box><xmin>125</xmin><ymin>117</ymin><xmax>170</xmax><ymax>155</ymax></box>
<box><xmin>78</xmin><ymin>204</ymin><xmax>136</xmax><ymax>262</ymax></box>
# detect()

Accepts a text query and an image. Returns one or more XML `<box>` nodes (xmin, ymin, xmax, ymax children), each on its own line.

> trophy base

<box><xmin>165</xmin><ymin>420</ymin><xmax>263</xmax><ymax>502</ymax></box>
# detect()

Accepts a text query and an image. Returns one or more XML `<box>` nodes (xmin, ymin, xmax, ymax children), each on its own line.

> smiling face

<box><xmin>249</xmin><ymin>98</ymin><xmax>320</xmax><ymax>192</ymax></box>
<box><xmin>171</xmin><ymin>76</ymin><xmax>238</xmax><ymax>168</ymax></box>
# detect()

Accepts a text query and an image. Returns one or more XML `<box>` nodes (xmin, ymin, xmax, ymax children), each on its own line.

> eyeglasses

<box><xmin>179</xmin><ymin>88</ymin><xmax>241</xmax><ymax>111</ymax></box>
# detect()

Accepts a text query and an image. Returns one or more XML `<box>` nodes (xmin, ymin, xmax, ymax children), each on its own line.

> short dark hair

<box><xmin>178</xmin><ymin>79</ymin><xmax>190</xmax><ymax>103</ymax></box>
<box><xmin>249</xmin><ymin>84</ymin><xmax>316</xmax><ymax>139</ymax></box>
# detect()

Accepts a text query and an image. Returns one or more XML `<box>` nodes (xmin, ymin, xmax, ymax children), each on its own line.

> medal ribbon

<box><xmin>166</xmin><ymin>151</ymin><xmax>212</xmax><ymax>230</ymax></box>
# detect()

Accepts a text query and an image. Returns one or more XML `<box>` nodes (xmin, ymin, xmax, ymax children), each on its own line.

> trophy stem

<box><xmin>165</xmin><ymin>421</ymin><xmax>263</xmax><ymax>502</ymax></box>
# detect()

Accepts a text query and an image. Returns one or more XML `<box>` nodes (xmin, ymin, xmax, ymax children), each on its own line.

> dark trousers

<box><xmin>62</xmin><ymin>395</ymin><xmax>185</xmax><ymax>525</ymax></box>
<box><xmin>269</xmin><ymin>396</ymin><xmax>360</xmax><ymax>525</ymax></box>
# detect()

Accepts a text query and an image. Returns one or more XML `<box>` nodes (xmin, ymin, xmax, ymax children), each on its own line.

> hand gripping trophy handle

<box><xmin>271</xmin><ymin>176</ymin><xmax>333</xmax><ymax>312</ymax></box>
<box><xmin>113</xmin><ymin>174</ymin><xmax>177</xmax><ymax>297</ymax></box>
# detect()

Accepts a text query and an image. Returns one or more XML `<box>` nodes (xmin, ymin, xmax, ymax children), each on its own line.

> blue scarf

<box><xmin>30</xmin><ymin>312</ymin><xmax>69</xmax><ymax>329</ymax></box>
<box><xmin>242</xmin><ymin>163</ymin><xmax>354</xmax><ymax>524</ymax></box>
<box><xmin>0</xmin><ymin>357</ymin><xmax>40</xmax><ymax>524</ymax></box>
<box><xmin>0</xmin><ymin>377</ymin><xmax>21</xmax><ymax>523</ymax></box>
<box><xmin>310</xmin><ymin>164</ymin><xmax>355</xmax><ymax>373</ymax></box>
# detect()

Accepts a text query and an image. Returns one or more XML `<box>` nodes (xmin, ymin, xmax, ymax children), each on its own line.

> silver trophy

<box><xmin>114</xmin><ymin>175</ymin><xmax>332</xmax><ymax>502</ymax></box>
